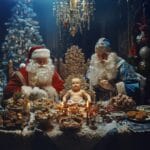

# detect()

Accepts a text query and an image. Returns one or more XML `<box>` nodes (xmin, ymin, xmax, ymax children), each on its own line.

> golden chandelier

<box><xmin>53</xmin><ymin>0</ymin><xmax>95</xmax><ymax>37</ymax></box>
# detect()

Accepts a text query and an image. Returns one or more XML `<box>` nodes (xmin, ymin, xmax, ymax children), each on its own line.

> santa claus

<box><xmin>3</xmin><ymin>46</ymin><xmax>64</xmax><ymax>101</ymax></box>
<box><xmin>87</xmin><ymin>37</ymin><xmax>143</xmax><ymax>103</ymax></box>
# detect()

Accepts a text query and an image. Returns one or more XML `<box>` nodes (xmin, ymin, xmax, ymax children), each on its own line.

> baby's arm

<box><xmin>82</xmin><ymin>90</ymin><xmax>91</xmax><ymax>103</ymax></box>
<box><xmin>62</xmin><ymin>90</ymin><xmax>71</xmax><ymax>103</ymax></box>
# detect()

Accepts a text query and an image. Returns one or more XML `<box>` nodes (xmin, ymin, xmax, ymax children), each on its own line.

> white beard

<box><xmin>26</xmin><ymin>59</ymin><xmax>54</xmax><ymax>87</ymax></box>
<box><xmin>87</xmin><ymin>52</ymin><xmax>118</xmax><ymax>86</ymax></box>
<box><xmin>26</xmin><ymin>59</ymin><xmax>59</xmax><ymax>100</ymax></box>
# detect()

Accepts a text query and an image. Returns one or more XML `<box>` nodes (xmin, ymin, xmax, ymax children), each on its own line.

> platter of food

<box><xmin>136</xmin><ymin>105</ymin><xmax>150</xmax><ymax>113</ymax></box>
<box><xmin>109</xmin><ymin>94</ymin><xmax>136</xmax><ymax>111</ymax></box>
<box><xmin>126</xmin><ymin>110</ymin><xmax>150</xmax><ymax>122</ymax></box>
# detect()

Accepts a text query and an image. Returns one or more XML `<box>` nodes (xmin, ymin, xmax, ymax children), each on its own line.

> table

<box><xmin>1</xmin><ymin>120</ymin><xmax>150</xmax><ymax>150</ymax></box>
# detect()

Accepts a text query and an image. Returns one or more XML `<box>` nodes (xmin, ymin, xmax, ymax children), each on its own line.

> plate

<box><xmin>110</xmin><ymin>111</ymin><xmax>127</xmax><ymax>121</ymax></box>
<box><xmin>136</xmin><ymin>105</ymin><xmax>150</xmax><ymax>112</ymax></box>
<box><xmin>127</xmin><ymin>110</ymin><xmax>150</xmax><ymax>123</ymax></box>
<box><xmin>111</xmin><ymin>111</ymin><xmax>126</xmax><ymax>116</ymax></box>
<box><xmin>128</xmin><ymin>116</ymin><xmax>150</xmax><ymax>123</ymax></box>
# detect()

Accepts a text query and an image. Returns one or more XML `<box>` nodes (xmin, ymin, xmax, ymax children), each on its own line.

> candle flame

<box><xmin>86</xmin><ymin>100</ymin><xmax>89</xmax><ymax>108</ymax></box>
<box><xmin>61</xmin><ymin>101</ymin><xmax>64</xmax><ymax>108</ymax></box>
<box><xmin>27</xmin><ymin>102</ymin><xmax>30</xmax><ymax>108</ymax></box>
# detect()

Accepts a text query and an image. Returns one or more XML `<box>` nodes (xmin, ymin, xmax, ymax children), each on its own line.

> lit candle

<box><xmin>27</xmin><ymin>101</ymin><xmax>30</xmax><ymax>113</ymax></box>
<box><xmin>67</xmin><ymin>107</ymin><xmax>70</xmax><ymax>116</ymax></box>
<box><xmin>86</xmin><ymin>100</ymin><xmax>89</xmax><ymax>108</ymax></box>
<box><xmin>60</xmin><ymin>101</ymin><xmax>65</xmax><ymax>114</ymax></box>
<box><xmin>24</xmin><ymin>99</ymin><xmax>30</xmax><ymax>114</ymax></box>
<box><xmin>61</xmin><ymin>101</ymin><xmax>64</xmax><ymax>108</ymax></box>
<box><xmin>61</xmin><ymin>101</ymin><xmax>68</xmax><ymax>115</ymax></box>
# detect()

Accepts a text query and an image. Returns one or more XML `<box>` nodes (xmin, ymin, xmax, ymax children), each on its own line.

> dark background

<box><xmin>0</xmin><ymin>0</ymin><xmax>149</xmax><ymax>59</ymax></box>
<box><xmin>0</xmin><ymin>0</ymin><xmax>126</xmax><ymax>59</ymax></box>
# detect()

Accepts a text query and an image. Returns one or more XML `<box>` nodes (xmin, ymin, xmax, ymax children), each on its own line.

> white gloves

<box><xmin>31</xmin><ymin>87</ymin><xmax>48</xmax><ymax>99</ymax></box>
<box><xmin>21</xmin><ymin>86</ymin><xmax>48</xmax><ymax>99</ymax></box>
<box><xmin>42</xmin><ymin>86</ymin><xmax>59</xmax><ymax>101</ymax></box>
<box><xmin>21</xmin><ymin>86</ymin><xmax>32</xmax><ymax>97</ymax></box>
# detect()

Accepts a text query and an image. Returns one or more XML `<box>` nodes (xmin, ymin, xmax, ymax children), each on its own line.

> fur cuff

<box><xmin>42</xmin><ymin>86</ymin><xmax>58</xmax><ymax>101</ymax></box>
<box><xmin>116</xmin><ymin>82</ymin><xmax>126</xmax><ymax>94</ymax></box>
<box><xmin>32</xmin><ymin>48</ymin><xmax>50</xmax><ymax>58</ymax></box>
<box><xmin>21</xmin><ymin>86</ymin><xmax>32</xmax><ymax>97</ymax></box>
<box><xmin>31</xmin><ymin>87</ymin><xmax>48</xmax><ymax>99</ymax></box>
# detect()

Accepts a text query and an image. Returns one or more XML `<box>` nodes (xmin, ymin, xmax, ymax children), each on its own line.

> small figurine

<box><xmin>62</xmin><ymin>77</ymin><xmax>91</xmax><ymax>105</ymax></box>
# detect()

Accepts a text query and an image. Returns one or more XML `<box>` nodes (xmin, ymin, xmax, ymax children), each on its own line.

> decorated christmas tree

<box><xmin>1</xmin><ymin>0</ymin><xmax>44</xmax><ymax>69</ymax></box>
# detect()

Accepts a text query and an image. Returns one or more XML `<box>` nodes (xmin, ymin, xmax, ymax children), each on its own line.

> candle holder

<box><xmin>88</xmin><ymin>104</ymin><xmax>99</xmax><ymax>128</ymax></box>
<box><xmin>86</xmin><ymin>101</ymin><xmax>90</xmax><ymax>126</ymax></box>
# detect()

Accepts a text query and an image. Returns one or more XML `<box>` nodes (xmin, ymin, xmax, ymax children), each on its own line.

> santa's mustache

<box><xmin>37</xmin><ymin>64</ymin><xmax>48</xmax><ymax>68</ymax></box>
<box><xmin>26</xmin><ymin>59</ymin><xmax>55</xmax><ymax>75</ymax></box>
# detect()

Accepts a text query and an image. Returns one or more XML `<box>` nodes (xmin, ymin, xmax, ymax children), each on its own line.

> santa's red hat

<box><xmin>20</xmin><ymin>46</ymin><xmax>50</xmax><ymax>69</ymax></box>
<box><xmin>27</xmin><ymin>45</ymin><xmax>50</xmax><ymax>63</ymax></box>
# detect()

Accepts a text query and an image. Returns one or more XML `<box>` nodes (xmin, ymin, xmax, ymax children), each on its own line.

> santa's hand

<box><xmin>21</xmin><ymin>86</ymin><xmax>32</xmax><ymax>97</ymax></box>
<box><xmin>31</xmin><ymin>87</ymin><xmax>48</xmax><ymax>99</ymax></box>
<box><xmin>99</xmin><ymin>79</ymin><xmax>113</xmax><ymax>90</ymax></box>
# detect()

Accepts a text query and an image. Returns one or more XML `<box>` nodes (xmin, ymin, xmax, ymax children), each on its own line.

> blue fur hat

<box><xmin>95</xmin><ymin>37</ymin><xmax>111</xmax><ymax>49</ymax></box>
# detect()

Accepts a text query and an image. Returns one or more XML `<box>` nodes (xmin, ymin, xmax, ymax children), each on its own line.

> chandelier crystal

<box><xmin>53</xmin><ymin>0</ymin><xmax>95</xmax><ymax>37</ymax></box>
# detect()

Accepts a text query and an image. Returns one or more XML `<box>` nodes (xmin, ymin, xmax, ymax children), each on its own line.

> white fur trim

<box><xmin>31</xmin><ymin>87</ymin><xmax>48</xmax><ymax>99</ymax></box>
<box><xmin>21</xmin><ymin>86</ymin><xmax>32</xmax><ymax>97</ymax></box>
<box><xmin>116</xmin><ymin>82</ymin><xmax>126</xmax><ymax>94</ymax></box>
<box><xmin>87</xmin><ymin>52</ymin><xmax>118</xmax><ymax>86</ymax></box>
<box><xmin>42</xmin><ymin>86</ymin><xmax>58</xmax><ymax>101</ymax></box>
<box><xmin>95</xmin><ymin>37</ymin><xmax>111</xmax><ymax>49</ymax></box>
<box><xmin>19</xmin><ymin>63</ymin><xmax>26</xmax><ymax>68</ymax></box>
<box><xmin>32</xmin><ymin>48</ymin><xmax>50</xmax><ymax>58</ymax></box>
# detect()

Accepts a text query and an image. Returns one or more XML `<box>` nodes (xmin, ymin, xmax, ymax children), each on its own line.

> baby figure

<box><xmin>62</xmin><ymin>77</ymin><xmax>91</xmax><ymax>105</ymax></box>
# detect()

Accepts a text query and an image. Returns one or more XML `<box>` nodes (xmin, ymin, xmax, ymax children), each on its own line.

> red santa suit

<box><xmin>3</xmin><ymin>46</ymin><xmax>64</xmax><ymax>100</ymax></box>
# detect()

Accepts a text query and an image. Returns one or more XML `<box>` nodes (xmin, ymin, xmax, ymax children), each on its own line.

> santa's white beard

<box><xmin>25</xmin><ymin>59</ymin><xmax>59</xmax><ymax>100</ymax></box>
<box><xmin>36</xmin><ymin>67</ymin><xmax>51</xmax><ymax>86</ymax></box>
<box><xmin>26</xmin><ymin>59</ymin><xmax>54</xmax><ymax>87</ymax></box>
<box><xmin>87</xmin><ymin>52</ymin><xmax>118</xmax><ymax>86</ymax></box>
